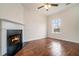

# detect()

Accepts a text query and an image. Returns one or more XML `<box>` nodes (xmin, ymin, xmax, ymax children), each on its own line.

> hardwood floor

<box><xmin>15</xmin><ymin>37</ymin><xmax>79</xmax><ymax>56</ymax></box>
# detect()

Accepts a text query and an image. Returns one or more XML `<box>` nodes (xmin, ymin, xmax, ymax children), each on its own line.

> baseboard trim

<box><xmin>47</xmin><ymin>37</ymin><xmax>79</xmax><ymax>44</ymax></box>
<box><xmin>24</xmin><ymin>35</ymin><xmax>46</xmax><ymax>42</ymax></box>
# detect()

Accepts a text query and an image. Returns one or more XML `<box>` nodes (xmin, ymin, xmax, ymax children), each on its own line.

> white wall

<box><xmin>47</xmin><ymin>4</ymin><xmax>79</xmax><ymax>43</ymax></box>
<box><xmin>0</xmin><ymin>4</ymin><xmax>24</xmax><ymax>24</ymax></box>
<box><xmin>23</xmin><ymin>7</ymin><xmax>47</xmax><ymax>42</ymax></box>
<box><xmin>0</xmin><ymin>21</ymin><xmax>1</xmax><ymax>55</ymax></box>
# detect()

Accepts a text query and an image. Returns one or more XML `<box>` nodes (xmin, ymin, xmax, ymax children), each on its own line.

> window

<box><xmin>52</xmin><ymin>18</ymin><xmax>61</xmax><ymax>33</ymax></box>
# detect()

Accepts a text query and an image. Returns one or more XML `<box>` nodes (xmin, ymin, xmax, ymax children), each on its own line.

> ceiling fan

<box><xmin>37</xmin><ymin>3</ymin><xmax>70</xmax><ymax>11</ymax></box>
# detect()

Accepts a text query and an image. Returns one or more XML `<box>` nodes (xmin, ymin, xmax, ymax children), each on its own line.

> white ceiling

<box><xmin>22</xmin><ymin>3</ymin><xmax>78</xmax><ymax>15</ymax></box>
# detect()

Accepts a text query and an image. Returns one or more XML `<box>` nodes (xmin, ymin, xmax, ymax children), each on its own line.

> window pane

<box><xmin>52</xmin><ymin>18</ymin><xmax>61</xmax><ymax>33</ymax></box>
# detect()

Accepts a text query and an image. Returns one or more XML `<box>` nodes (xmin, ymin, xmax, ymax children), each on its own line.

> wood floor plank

<box><xmin>15</xmin><ymin>37</ymin><xmax>79</xmax><ymax>56</ymax></box>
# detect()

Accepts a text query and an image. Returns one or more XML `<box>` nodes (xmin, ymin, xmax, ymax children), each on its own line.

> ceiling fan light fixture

<box><xmin>44</xmin><ymin>4</ymin><xmax>51</xmax><ymax>9</ymax></box>
<box><xmin>48</xmin><ymin>4</ymin><xmax>51</xmax><ymax>8</ymax></box>
<box><xmin>44</xmin><ymin>5</ymin><xmax>48</xmax><ymax>9</ymax></box>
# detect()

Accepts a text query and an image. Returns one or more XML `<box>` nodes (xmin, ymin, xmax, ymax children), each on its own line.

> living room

<box><xmin>0</xmin><ymin>3</ymin><xmax>79</xmax><ymax>56</ymax></box>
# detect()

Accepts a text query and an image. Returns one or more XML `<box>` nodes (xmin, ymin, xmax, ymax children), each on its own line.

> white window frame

<box><xmin>51</xmin><ymin>18</ymin><xmax>61</xmax><ymax>33</ymax></box>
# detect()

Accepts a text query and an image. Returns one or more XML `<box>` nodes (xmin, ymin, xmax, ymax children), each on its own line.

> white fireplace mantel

<box><xmin>0</xmin><ymin>19</ymin><xmax>24</xmax><ymax>55</ymax></box>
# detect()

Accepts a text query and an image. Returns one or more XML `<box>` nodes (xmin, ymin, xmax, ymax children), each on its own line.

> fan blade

<box><xmin>37</xmin><ymin>5</ymin><xmax>44</xmax><ymax>9</ymax></box>
<box><xmin>51</xmin><ymin>4</ymin><xmax>58</xmax><ymax>6</ymax></box>
<box><xmin>65</xmin><ymin>3</ymin><xmax>70</xmax><ymax>5</ymax></box>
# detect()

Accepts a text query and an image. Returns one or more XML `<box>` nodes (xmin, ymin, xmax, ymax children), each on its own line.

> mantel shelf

<box><xmin>0</xmin><ymin>18</ymin><xmax>24</xmax><ymax>26</ymax></box>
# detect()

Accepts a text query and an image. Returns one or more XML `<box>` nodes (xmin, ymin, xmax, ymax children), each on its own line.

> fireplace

<box><xmin>7</xmin><ymin>30</ymin><xmax>22</xmax><ymax>56</ymax></box>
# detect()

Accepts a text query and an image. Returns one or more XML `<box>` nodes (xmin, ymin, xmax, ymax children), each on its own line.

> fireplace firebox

<box><xmin>7</xmin><ymin>30</ymin><xmax>22</xmax><ymax>56</ymax></box>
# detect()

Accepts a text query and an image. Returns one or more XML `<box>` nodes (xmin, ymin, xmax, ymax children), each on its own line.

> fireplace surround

<box><xmin>0</xmin><ymin>19</ymin><xmax>24</xmax><ymax>56</ymax></box>
<box><xmin>7</xmin><ymin>30</ymin><xmax>22</xmax><ymax>56</ymax></box>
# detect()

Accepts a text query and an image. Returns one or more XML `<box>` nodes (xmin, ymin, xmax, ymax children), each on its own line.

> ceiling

<box><xmin>22</xmin><ymin>3</ymin><xmax>78</xmax><ymax>15</ymax></box>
